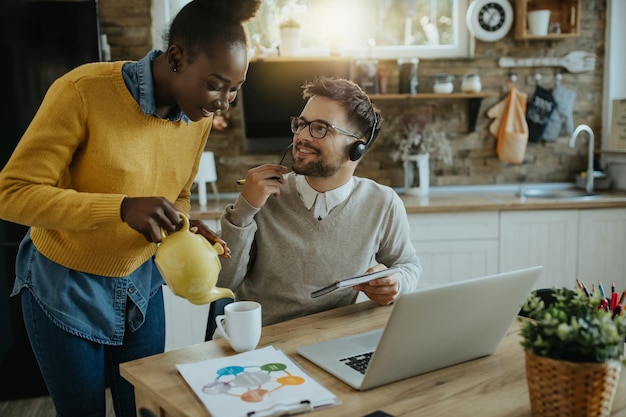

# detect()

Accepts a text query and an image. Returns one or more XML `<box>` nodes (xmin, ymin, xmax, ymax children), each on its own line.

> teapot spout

<box><xmin>205</xmin><ymin>287</ymin><xmax>235</xmax><ymax>303</ymax></box>
<box><xmin>188</xmin><ymin>286</ymin><xmax>235</xmax><ymax>305</ymax></box>
<box><xmin>185</xmin><ymin>286</ymin><xmax>234</xmax><ymax>305</ymax></box>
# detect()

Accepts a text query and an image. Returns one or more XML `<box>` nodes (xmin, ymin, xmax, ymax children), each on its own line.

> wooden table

<box><xmin>120</xmin><ymin>301</ymin><xmax>626</xmax><ymax>417</ymax></box>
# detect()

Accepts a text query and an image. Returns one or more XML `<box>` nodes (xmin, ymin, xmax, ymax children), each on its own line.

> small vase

<box><xmin>524</xmin><ymin>350</ymin><xmax>622</xmax><ymax>417</ymax></box>
<box><xmin>403</xmin><ymin>153</ymin><xmax>430</xmax><ymax>196</ymax></box>
<box><xmin>279</xmin><ymin>27</ymin><xmax>300</xmax><ymax>56</ymax></box>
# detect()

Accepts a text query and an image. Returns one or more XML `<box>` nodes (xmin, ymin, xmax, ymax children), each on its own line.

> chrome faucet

<box><xmin>569</xmin><ymin>124</ymin><xmax>595</xmax><ymax>194</ymax></box>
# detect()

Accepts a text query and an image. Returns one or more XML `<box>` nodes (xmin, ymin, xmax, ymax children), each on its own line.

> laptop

<box><xmin>297</xmin><ymin>266</ymin><xmax>543</xmax><ymax>391</ymax></box>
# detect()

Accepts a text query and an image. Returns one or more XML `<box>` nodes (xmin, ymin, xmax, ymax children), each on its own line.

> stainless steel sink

<box><xmin>518</xmin><ymin>188</ymin><xmax>601</xmax><ymax>200</ymax></box>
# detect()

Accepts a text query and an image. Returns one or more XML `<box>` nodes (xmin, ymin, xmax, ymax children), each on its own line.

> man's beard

<box><xmin>292</xmin><ymin>145</ymin><xmax>343</xmax><ymax>177</ymax></box>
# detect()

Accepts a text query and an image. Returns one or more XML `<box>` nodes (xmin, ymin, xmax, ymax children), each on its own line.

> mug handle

<box><xmin>215</xmin><ymin>314</ymin><xmax>231</xmax><ymax>342</ymax></box>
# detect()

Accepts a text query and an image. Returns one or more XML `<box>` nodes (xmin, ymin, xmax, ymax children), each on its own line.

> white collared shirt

<box><xmin>295</xmin><ymin>175</ymin><xmax>354</xmax><ymax>220</ymax></box>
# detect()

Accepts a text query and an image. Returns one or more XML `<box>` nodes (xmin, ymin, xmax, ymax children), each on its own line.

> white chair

<box><xmin>193</xmin><ymin>151</ymin><xmax>218</xmax><ymax>206</ymax></box>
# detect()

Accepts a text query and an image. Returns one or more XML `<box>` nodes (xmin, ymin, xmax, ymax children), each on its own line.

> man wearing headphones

<box><xmin>218</xmin><ymin>77</ymin><xmax>421</xmax><ymax>326</ymax></box>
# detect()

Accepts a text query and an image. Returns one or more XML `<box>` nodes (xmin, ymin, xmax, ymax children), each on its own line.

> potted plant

<box><xmin>519</xmin><ymin>287</ymin><xmax>626</xmax><ymax>417</ymax></box>
<box><xmin>387</xmin><ymin>113</ymin><xmax>452</xmax><ymax>196</ymax></box>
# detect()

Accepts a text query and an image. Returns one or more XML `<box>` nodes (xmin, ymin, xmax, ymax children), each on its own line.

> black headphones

<box><xmin>349</xmin><ymin>115</ymin><xmax>378</xmax><ymax>161</ymax></box>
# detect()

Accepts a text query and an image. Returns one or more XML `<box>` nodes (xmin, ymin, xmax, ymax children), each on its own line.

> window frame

<box><xmin>151</xmin><ymin>0</ymin><xmax>472</xmax><ymax>59</ymax></box>
<box><xmin>408</xmin><ymin>0</ymin><xmax>471</xmax><ymax>59</ymax></box>
<box><xmin>326</xmin><ymin>0</ymin><xmax>471</xmax><ymax>59</ymax></box>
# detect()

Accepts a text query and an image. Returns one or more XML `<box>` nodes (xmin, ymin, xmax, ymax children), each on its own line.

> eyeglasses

<box><xmin>290</xmin><ymin>117</ymin><xmax>360</xmax><ymax>140</ymax></box>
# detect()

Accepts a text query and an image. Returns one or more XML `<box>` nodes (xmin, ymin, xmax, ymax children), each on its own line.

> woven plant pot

<box><xmin>525</xmin><ymin>350</ymin><xmax>622</xmax><ymax>417</ymax></box>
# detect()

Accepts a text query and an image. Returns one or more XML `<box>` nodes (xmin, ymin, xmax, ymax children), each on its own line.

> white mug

<box><xmin>527</xmin><ymin>10</ymin><xmax>551</xmax><ymax>36</ymax></box>
<box><xmin>215</xmin><ymin>301</ymin><xmax>262</xmax><ymax>352</ymax></box>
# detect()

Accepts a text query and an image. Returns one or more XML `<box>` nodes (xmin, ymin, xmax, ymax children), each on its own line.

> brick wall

<box><xmin>99</xmin><ymin>0</ymin><xmax>152</xmax><ymax>60</ymax></box>
<box><xmin>98</xmin><ymin>0</ymin><xmax>606</xmax><ymax>193</ymax></box>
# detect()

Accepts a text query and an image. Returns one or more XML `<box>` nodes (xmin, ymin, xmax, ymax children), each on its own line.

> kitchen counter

<box><xmin>189</xmin><ymin>183</ymin><xmax>626</xmax><ymax>220</ymax></box>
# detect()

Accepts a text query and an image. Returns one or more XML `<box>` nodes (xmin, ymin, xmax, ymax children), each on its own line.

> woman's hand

<box><xmin>189</xmin><ymin>219</ymin><xmax>231</xmax><ymax>259</ymax></box>
<box><xmin>120</xmin><ymin>197</ymin><xmax>181</xmax><ymax>243</ymax></box>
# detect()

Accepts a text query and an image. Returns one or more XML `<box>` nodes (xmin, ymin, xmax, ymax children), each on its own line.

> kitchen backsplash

<box><xmin>98</xmin><ymin>0</ymin><xmax>607</xmax><ymax>193</ymax></box>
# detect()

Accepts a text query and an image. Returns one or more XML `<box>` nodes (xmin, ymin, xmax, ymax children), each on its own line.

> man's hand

<box><xmin>240</xmin><ymin>164</ymin><xmax>288</xmax><ymax>208</ymax></box>
<box><xmin>352</xmin><ymin>264</ymin><xmax>399</xmax><ymax>305</ymax></box>
<box><xmin>120</xmin><ymin>197</ymin><xmax>181</xmax><ymax>243</ymax></box>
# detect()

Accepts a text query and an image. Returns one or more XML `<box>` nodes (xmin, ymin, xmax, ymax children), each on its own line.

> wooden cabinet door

<box><xmin>499</xmin><ymin>210</ymin><xmax>578</xmax><ymax>290</ymax></box>
<box><xmin>412</xmin><ymin>240</ymin><xmax>499</xmax><ymax>287</ymax></box>
<box><xmin>408</xmin><ymin>212</ymin><xmax>499</xmax><ymax>287</ymax></box>
<box><xmin>577</xmin><ymin>208</ymin><xmax>626</xmax><ymax>289</ymax></box>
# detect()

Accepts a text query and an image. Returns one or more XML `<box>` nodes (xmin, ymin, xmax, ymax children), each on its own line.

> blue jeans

<box><xmin>21</xmin><ymin>287</ymin><xmax>165</xmax><ymax>417</ymax></box>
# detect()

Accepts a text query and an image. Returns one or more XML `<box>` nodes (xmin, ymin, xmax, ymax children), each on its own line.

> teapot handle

<box><xmin>160</xmin><ymin>211</ymin><xmax>190</xmax><ymax>241</ymax></box>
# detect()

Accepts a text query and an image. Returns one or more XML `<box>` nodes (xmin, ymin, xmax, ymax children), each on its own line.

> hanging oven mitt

<box><xmin>526</xmin><ymin>85</ymin><xmax>556</xmax><ymax>142</ymax></box>
<box><xmin>496</xmin><ymin>85</ymin><xmax>528</xmax><ymax>164</ymax></box>
<box><xmin>487</xmin><ymin>95</ymin><xmax>508</xmax><ymax>138</ymax></box>
<box><xmin>542</xmin><ymin>83</ymin><xmax>577</xmax><ymax>141</ymax></box>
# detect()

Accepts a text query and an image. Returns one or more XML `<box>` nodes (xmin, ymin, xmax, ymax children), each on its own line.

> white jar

<box><xmin>433</xmin><ymin>74</ymin><xmax>454</xmax><ymax>94</ymax></box>
<box><xmin>461</xmin><ymin>74</ymin><xmax>482</xmax><ymax>93</ymax></box>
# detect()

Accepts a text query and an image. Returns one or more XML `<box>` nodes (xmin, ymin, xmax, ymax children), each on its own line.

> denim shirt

<box><xmin>122</xmin><ymin>49</ymin><xmax>189</xmax><ymax>123</ymax></box>
<box><xmin>10</xmin><ymin>50</ymin><xmax>183</xmax><ymax>345</ymax></box>
<box><xmin>12</xmin><ymin>232</ymin><xmax>163</xmax><ymax>345</ymax></box>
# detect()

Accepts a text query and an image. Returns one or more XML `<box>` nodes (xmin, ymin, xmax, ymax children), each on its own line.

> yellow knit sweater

<box><xmin>0</xmin><ymin>61</ymin><xmax>212</xmax><ymax>276</ymax></box>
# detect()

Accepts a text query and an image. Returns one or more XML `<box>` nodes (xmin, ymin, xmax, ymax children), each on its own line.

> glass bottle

<box><xmin>398</xmin><ymin>58</ymin><xmax>419</xmax><ymax>94</ymax></box>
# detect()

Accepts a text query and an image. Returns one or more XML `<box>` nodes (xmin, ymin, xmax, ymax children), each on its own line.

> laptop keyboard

<box><xmin>339</xmin><ymin>352</ymin><xmax>373</xmax><ymax>374</ymax></box>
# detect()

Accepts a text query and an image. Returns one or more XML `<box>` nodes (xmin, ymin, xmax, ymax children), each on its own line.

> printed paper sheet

<box><xmin>176</xmin><ymin>345</ymin><xmax>339</xmax><ymax>417</ymax></box>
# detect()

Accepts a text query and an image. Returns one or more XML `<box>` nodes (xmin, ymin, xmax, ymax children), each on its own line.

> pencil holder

<box><xmin>525</xmin><ymin>350</ymin><xmax>622</xmax><ymax>417</ymax></box>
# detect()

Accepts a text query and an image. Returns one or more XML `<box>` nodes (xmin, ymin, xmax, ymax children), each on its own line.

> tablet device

<box><xmin>310</xmin><ymin>266</ymin><xmax>401</xmax><ymax>298</ymax></box>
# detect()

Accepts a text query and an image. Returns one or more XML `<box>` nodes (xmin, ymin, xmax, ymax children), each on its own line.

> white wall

<box><xmin>151</xmin><ymin>0</ymin><xmax>190</xmax><ymax>50</ymax></box>
<box><xmin>602</xmin><ymin>0</ymin><xmax>626</xmax><ymax>190</ymax></box>
<box><xmin>602</xmin><ymin>0</ymin><xmax>626</xmax><ymax>122</ymax></box>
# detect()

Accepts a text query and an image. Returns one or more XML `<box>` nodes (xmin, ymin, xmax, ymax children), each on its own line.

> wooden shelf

<box><xmin>250</xmin><ymin>56</ymin><xmax>352</xmax><ymax>62</ymax></box>
<box><xmin>369</xmin><ymin>92</ymin><xmax>498</xmax><ymax>100</ymax></box>
<box><xmin>601</xmin><ymin>150</ymin><xmax>626</xmax><ymax>154</ymax></box>
<box><xmin>370</xmin><ymin>92</ymin><xmax>499</xmax><ymax>133</ymax></box>
<box><xmin>514</xmin><ymin>0</ymin><xmax>580</xmax><ymax>40</ymax></box>
<box><xmin>516</xmin><ymin>32</ymin><xmax>580</xmax><ymax>41</ymax></box>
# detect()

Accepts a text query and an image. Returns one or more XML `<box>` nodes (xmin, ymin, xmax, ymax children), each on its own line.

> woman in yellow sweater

<box><xmin>0</xmin><ymin>0</ymin><xmax>260</xmax><ymax>415</ymax></box>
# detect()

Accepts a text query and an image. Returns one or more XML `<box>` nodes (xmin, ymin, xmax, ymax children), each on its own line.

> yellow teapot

<box><xmin>155</xmin><ymin>212</ymin><xmax>235</xmax><ymax>305</ymax></box>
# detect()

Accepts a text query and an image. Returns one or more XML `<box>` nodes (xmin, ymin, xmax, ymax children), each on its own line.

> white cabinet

<box><xmin>162</xmin><ymin>208</ymin><xmax>626</xmax><ymax>350</ymax></box>
<box><xmin>577</xmin><ymin>209</ymin><xmax>626</xmax><ymax>289</ymax></box>
<box><xmin>408</xmin><ymin>212</ymin><xmax>499</xmax><ymax>287</ymax></box>
<box><xmin>163</xmin><ymin>286</ymin><xmax>211</xmax><ymax>351</ymax></box>
<box><xmin>163</xmin><ymin>218</ymin><xmax>221</xmax><ymax>351</ymax></box>
<box><xmin>499</xmin><ymin>210</ymin><xmax>579</xmax><ymax>290</ymax></box>
<box><xmin>500</xmin><ymin>208</ymin><xmax>626</xmax><ymax>291</ymax></box>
